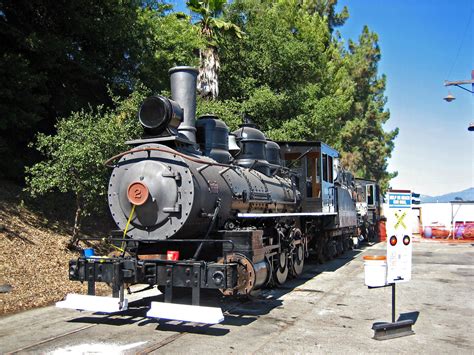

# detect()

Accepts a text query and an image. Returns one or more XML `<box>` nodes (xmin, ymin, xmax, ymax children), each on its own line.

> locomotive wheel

<box><xmin>290</xmin><ymin>243</ymin><xmax>304</xmax><ymax>277</ymax></box>
<box><xmin>274</xmin><ymin>252</ymin><xmax>289</xmax><ymax>285</ymax></box>
<box><xmin>219</xmin><ymin>253</ymin><xmax>256</xmax><ymax>296</ymax></box>
<box><xmin>289</xmin><ymin>228</ymin><xmax>304</xmax><ymax>277</ymax></box>
<box><xmin>338</xmin><ymin>239</ymin><xmax>344</xmax><ymax>255</ymax></box>
<box><xmin>343</xmin><ymin>237</ymin><xmax>351</xmax><ymax>251</ymax></box>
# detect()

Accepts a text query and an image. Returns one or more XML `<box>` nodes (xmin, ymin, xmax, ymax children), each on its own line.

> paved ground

<box><xmin>1</xmin><ymin>239</ymin><xmax>473</xmax><ymax>354</ymax></box>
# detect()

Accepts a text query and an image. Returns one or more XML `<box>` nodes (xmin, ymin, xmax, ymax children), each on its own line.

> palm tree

<box><xmin>187</xmin><ymin>0</ymin><xmax>243</xmax><ymax>100</ymax></box>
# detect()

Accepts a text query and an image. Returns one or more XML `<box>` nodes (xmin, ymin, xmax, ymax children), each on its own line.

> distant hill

<box><xmin>420</xmin><ymin>187</ymin><xmax>474</xmax><ymax>203</ymax></box>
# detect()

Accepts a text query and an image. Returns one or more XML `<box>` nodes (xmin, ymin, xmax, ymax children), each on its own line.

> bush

<box><xmin>26</xmin><ymin>88</ymin><xmax>149</xmax><ymax>245</ymax></box>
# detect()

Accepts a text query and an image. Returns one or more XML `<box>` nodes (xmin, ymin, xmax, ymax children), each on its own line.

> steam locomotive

<box><xmin>57</xmin><ymin>67</ymin><xmax>381</xmax><ymax>323</ymax></box>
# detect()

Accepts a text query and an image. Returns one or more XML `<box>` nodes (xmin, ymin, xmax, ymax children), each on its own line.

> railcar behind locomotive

<box><xmin>57</xmin><ymin>66</ymin><xmax>375</xmax><ymax>323</ymax></box>
<box><xmin>354</xmin><ymin>178</ymin><xmax>383</xmax><ymax>243</ymax></box>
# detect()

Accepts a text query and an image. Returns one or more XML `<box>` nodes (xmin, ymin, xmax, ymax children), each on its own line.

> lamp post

<box><xmin>443</xmin><ymin>70</ymin><xmax>474</xmax><ymax>131</ymax></box>
<box><xmin>443</xmin><ymin>70</ymin><xmax>474</xmax><ymax>101</ymax></box>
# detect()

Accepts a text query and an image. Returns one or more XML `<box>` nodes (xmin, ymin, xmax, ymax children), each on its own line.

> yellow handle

<box><xmin>111</xmin><ymin>204</ymin><xmax>136</xmax><ymax>253</ymax></box>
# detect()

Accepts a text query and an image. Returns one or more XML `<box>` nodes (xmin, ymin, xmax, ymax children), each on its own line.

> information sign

<box><xmin>388</xmin><ymin>191</ymin><xmax>412</xmax><ymax>208</ymax></box>
<box><xmin>386</xmin><ymin>191</ymin><xmax>413</xmax><ymax>283</ymax></box>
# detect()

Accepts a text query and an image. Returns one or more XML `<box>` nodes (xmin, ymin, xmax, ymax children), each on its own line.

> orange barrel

<box><xmin>432</xmin><ymin>227</ymin><xmax>449</xmax><ymax>238</ymax></box>
<box><xmin>363</xmin><ymin>255</ymin><xmax>387</xmax><ymax>287</ymax></box>
<box><xmin>378</xmin><ymin>220</ymin><xmax>387</xmax><ymax>242</ymax></box>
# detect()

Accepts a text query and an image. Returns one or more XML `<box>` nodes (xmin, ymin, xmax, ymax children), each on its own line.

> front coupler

<box><xmin>69</xmin><ymin>257</ymin><xmax>237</xmax><ymax>305</ymax></box>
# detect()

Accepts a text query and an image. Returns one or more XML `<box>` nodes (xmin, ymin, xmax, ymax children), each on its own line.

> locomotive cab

<box><xmin>278</xmin><ymin>141</ymin><xmax>358</xmax><ymax>260</ymax></box>
<box><xmin>278</xmin><ymin>141</ymin><xmax>338</xmax><ymax>214</ymax></box>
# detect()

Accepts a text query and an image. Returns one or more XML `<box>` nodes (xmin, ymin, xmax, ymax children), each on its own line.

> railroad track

<box><xmin>4</xmin><ymin>291</ymin><xmax>258</xmax><ymax>354</ymax></box>
<box><xmin>5</xmin><ymin>324</ymin><xmax>98</xmax><ymax>354</ymax></box>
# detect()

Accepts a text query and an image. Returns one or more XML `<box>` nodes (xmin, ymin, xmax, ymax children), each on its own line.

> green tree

<box><xmin>187</xmin><ymin>0</ymin><xmax>243</xmax><ymax>99</ymax></box>
<box><xmin>0</xmin><ymin>0</ymin><xmax>201</xmax><ymax>180</ymax></box>
<box><xmin>0</xmin><ymin>0</ymin><xmax>145</xmax><ymax>176</ymax></box>
<box><xmin>219</xmin><ymin>0</ymin><xmax>396</xmax><ymax>191</ymax></box>
<box><xmin>196</xmin><ymin>96</ymin><xmax>242</xmax><ymax>130</ymax></box>
<box><xmin>339</xmin><ymin>26</ymin><xmax>398</xmax><ymax>191</ymax></box>
<box><xmin>299</xmin><ymin>0</ymin><xmax>349</xmax><ymax>33</ymax></box>
<box><xmin>221</xmin><ymin>0</ymin><xmax>350</xmax><ymax>137</ymax></box>
<box><xmin>134</xmin><ymin>6</ymin><xmax>203</xmax><ymax>90</ymax></box>
<box><xmin>25</xmin><ymin>88</ymin><xmax>149</xmax><ymax>245</ymax></box>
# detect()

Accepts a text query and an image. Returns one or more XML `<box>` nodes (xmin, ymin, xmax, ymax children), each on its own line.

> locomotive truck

<box><xmin>57</xmin><ymin>66</ymin><xmax>377</xmax><ymax>323</ymax></box>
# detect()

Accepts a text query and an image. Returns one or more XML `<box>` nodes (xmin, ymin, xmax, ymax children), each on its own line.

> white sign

<box><xmin>386</xmin><ymin>191</ymin><xmax>413</xmax><ymax>283</ymax></box>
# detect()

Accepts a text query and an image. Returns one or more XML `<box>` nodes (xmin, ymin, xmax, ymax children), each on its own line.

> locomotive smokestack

<box><xmin>169</xmin><ymin>66</ymin><xmax>198</xmax><ymax>143</ymax></box>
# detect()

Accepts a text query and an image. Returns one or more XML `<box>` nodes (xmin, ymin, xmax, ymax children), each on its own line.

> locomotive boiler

<box><xmin>57</xmin><ymin>66</ymin><xmax>367</xmax><ymax>324</ymax></box>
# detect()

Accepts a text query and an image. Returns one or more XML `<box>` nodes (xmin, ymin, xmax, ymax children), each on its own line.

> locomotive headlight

<box><xmin>212</xmin><ymin>271</ymin><xmax>225</xmax><ymax>286</ymax></box>
<box><xmin>138</xmin><ymin>95</ymin><xmax>183</xmax><ymax>135</ymax></box>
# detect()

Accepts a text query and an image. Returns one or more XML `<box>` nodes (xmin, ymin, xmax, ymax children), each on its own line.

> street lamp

<box><xmin>443</xmin><ymin>70</ymin><xmax>474</xmax><ymax>131</ymax></box>
<box><xmin>443</xmin><ymin>92</ymin><xmax>456</xmax><ymax>102</ymax></box>
<box><xmin>444</xmin><ymin>70</ymin><xmax>474</xmax><ymax>100</ymax></box>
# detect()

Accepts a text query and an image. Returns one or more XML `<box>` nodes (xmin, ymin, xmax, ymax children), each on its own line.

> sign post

<box><xmin>370</xmin><ymin>190</ymin><xmax>415</xmax><ymax>340</ymax></box>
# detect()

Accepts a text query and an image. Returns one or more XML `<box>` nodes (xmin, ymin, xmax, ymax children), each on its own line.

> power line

<box><xmin>446</xmin><ymin>10</ymin><xmax>473</xmax><ymax>80</ymax></box>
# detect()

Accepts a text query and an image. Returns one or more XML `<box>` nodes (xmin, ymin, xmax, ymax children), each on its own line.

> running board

<box><xmin>56</xmin><ymin>294</ymin><xmax>128</xmax><ymax>313</ymax></box>
<box><xmin>147</xmin><ymin>302</ymin><xmax>224</xmax><ymax>324</ymax></box>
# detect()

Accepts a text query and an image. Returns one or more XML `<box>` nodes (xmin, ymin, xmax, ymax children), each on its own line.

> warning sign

<box><xmin>394</xmin><ymin>211</ymin><xmax>407</xmax><ymax>230</ymax></box>
<box><xmin>386</xmin><ymin>191</ymin><xmax>413</xmax><ymax>283</ymax></box>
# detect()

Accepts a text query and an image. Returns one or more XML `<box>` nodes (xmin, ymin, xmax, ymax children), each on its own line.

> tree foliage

<box><xmin>26</xmin><ymin>88</ymin><xmax>149</xmax><ymax>243</ymax></box>
<box><xmin>0</xmin><ymin>0</ymin><xmax>201</xmax><ymax>179</ymax></box>
<box><xmin>215</xmin><ymin>0</ymin><xmax>397</xmax><ymax>189</ymax></box>
<box><xmin>187</xmin><ymin>0</ymin><xmax>243</xmax><ymax>99</ymax></box>
<box><xmin>338</xmin><ymin>26</ymin><xmax>399</xmax><ymax>191</ymax></box>
<box><xmin>300</xmin><ymin>0</ymin><xmax>349</xmax><ymax>32</ymax></box>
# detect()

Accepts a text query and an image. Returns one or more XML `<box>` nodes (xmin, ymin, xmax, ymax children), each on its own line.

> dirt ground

<box><xmin>0</xmin><ymin>180</ymin><xmax>108</xmax><ymax>315</ymax></box>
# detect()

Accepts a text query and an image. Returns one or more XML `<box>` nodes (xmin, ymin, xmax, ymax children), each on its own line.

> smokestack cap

<box><xmin>169</xmin><ymin>66</ymin><xmax>199</xmax><ymax>75</ymax></box>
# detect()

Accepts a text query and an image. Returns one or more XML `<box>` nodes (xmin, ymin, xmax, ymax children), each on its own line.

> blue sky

<box><xmin>172</xmin><ymin>0</ymin><xmax>473</xmax><ymax>196</ymax></box>
<box><xmin>336</xmin><ymin>0</ymin><xmax>473</xmax><ymax>196</ymax></box>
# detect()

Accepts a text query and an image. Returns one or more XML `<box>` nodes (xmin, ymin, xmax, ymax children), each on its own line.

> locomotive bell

<box><xmin>138</xmin><ymin>95</ymin><xmax>183</xmax><ymax>135</ymax></box>
<box><xmin>228</xmin><ymin>134</ymin><xmax>241</xmax><ymax>157</ymax></box>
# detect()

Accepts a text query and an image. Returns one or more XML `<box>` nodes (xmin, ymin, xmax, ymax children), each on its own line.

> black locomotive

<box><xmin>59</xmin><ymin>66</ymin><xmax>380</xmax><ymax>322</ymax></box>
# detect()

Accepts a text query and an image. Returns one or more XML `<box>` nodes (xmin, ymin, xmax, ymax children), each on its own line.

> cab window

<box><xmin>284</xmin><ymin>153</ymin><xmax>302</xmax><ymax>188</ymax></box>
<box><xmin>322</xmin><ymin>154</ymin><xmax>333</xmax><ymax>183</ymax></box>
<box><xmin>305</xmin><ymin>153</ymin><xmax>321</xmax><ymax>198</ymax></box>
<box><xmin>367</xmin><ymin>184</ymin><xmax>375</xmax><ymax>206</ymax></box>
<box><xmin>322</xmin><ymin>154</ymin><xmax>328</xmax><ymax>182</ymax></box>
<box><xmin>328</xmin><ymin>155</ymin><xmax>333</xmax><ymax>183</ymax></box>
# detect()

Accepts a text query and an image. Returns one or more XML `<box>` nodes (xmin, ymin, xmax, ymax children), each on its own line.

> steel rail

<box><xmin>6</xmin><ymin>324</ymin><xmax>97</xmax><ymax>354</ymax></box>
